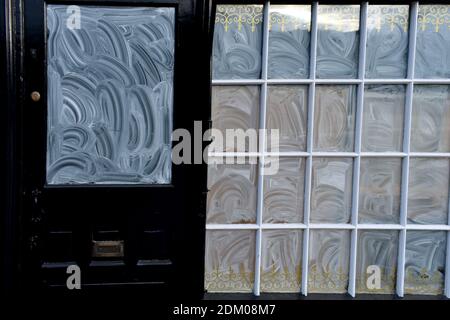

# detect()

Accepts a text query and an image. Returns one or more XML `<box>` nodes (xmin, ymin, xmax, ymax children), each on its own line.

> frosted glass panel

<box><xmin>211</xmin><ymin>86</ymin><xmax>260</xmax><ymax>152</ymax></box>
<box><xmin>362</xmin><ymin>85</ymin><xmax>405</xmax><ymax>152</ymax></box>
<box><xmin>207</xmin><ymin>160</ymin><xmax>258</xmax><ymax>224</ymax></box>
<box><xmin>212</xmin><ymin>5</ymin><xmax>263</xmax><ymax>79</ymax></box>
<box><xmin>407</xmin><ymin>158</ymin><xmax>450</xmax><ymax>225</ymax></box>
<box><xmin>365</xmin><ymin>5</ymin><xmax>409</xmax><ymax>79</ymax></box>
<box><xmin>358</xmin><ymin>158</ymin><xmax>402</xmax><ymax>224</ymax></box>
<box><xmin>46</xmin><ymin>6</ymin><xmax>174</xmax><ymax>184</ymax></box>
<box><xmin>314</xmin><ymin>85</ymin><xmax>357</xmax><ymax>152</ymax></box>
<box><xmin>266</xmin><ymin>86</ymin><xmax>308</xmax><ymax>152</ymax></box>
<box><xmin>261</xmin><ymin>230</ymin><xmax>302</xmax><ymax>292</ymax></box>
<box><xmin>310</xmin><ymin>158</ymin><xmax>353</xmax><ymax>224</ymax></box>
<box><xmin>405</xmin><ymin>231</ymin><xmax>447</xmax><ymax>295</ymax></box>
<box><xmin>309</xmin><ymin>230</ymin><xmax>350</xmax><ymax>293</ymax></box>
<box><xmin>415</xmin><ymin>5</ymin><xmax>450</xmax><ymax>78</ymax></box>
<box><xmin>268</xmin><ymin>5</ymin><xmax>311</xmax><ymax>79</ymax></box>
<box><xmin>263</xmin><ymin>157</ymin><xmax>305</xmax><ymax>223</ymax></box>
<box><xmin>356</xmin><ymin>230</ymin><xmax>398</xmax><ymax>294</ymax></box>
<box><xmin>205</xmin><ymin>230</ymin><xmax>255</xmax><ymax>292</ymax></box>
<box><xmin>316</xmin><ymin>5</ymin><xmax>360</xmax><ymax>79</ymax></box>
<box><xmin>411</xmin><ymin>85</ymin><xmax>450</xmax><ymax>153</ymax></box>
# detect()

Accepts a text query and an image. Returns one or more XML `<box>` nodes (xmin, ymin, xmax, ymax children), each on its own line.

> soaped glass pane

<box><xmin>310</xmin><ymin>158</ymin><xmax>353</xmax><ymax>224</ymax></box>
<box><xmin>365</xmin><ymin>5</ymin><xmax>409</xmax><ymax>78</ymax></box>
<box><xmin>358</xmin><ymin>158</ymin><xmax>402</xmax><ymax>224</ymax></box>
<box><xmin>263</xmin><ymin>157</ymin><xmax>305</xmax><ymax>223</ymax></box>
<box><xmin>268</xmin><ymin>5</ymin><xmax>311</xmax><ymax>79</ymax></box>
<box><xmin>415</xmin><ymin>5</ymin><xmax>450</xmax><ymax>78</ymax></box>
<box><xmin>356</xmin><ymin>230</ymin><xmax>398</xmax><ymax>294</ymax></box>
<box><xmin>404</xmin><ymin>231</ymin><xmax>447</xmax><ymax>295</ymax></box>
<box><xmin>206</xmin><ymin>159</ymin><xmax>258</xmax><ymax>224</ymax></box>
<box><xmin>266</xmin><ymin>85</ymin><xmax>308</xmax><ymax>152</ymax></box>
<box><xmin>361</xmin><ymin>85</ymin><xmax>405</xmax><ymax>152</ymax></box>
<box><xmin>261</xmin><ymin>230</ymin><xmax>302</xmax><ymax>293</ymax></box>
<box><xmin>316</xmin><ymin>5</ymin><xmax>360</xmax><ymax>79</ymax></box>
<box><xmin>308</xmin><ymin>229</ymin><xmax>350</xmax><ymax>293</ymax></box>
<box><xmin>205</xmin><ymin>230</ymin><xmax>255</xmax><ymax>292</ymax></box>
<box><xmin>407</xmin><ymin>158</ymin><xmax>450</xmax><ymax>225</ymax></box>
<box><xmin>313</xmin><ymin>85</ymin><xmax>357</xmax><ymax>152</ymax></box>
<box><xmin>411</xmin><ymin>85</ymin><xmax>450</xmax><ymax>153</ymax></box>
<box><xmin>46</xmin><ymin>5</ymin><xmax>174</xmax><ymax>184</ymax></box>
<box><xmin>211</xmin><ymin>86</ymin><xmax>260</xmax><ymax>152</ymax></box>
<box><xmin>212</xmin><ymin>5</ymin><xmax>263</xmax><ymax>79</ymax></box>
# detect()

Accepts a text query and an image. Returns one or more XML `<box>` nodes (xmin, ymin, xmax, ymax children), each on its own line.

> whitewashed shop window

<box><xmin>206</xmin><ymin>2</ymin><xmax>450</xmax><ymax>297</ymax></box>
<box><xmin>46</xmin><ymin>5</ymin><xmax>174</xmax><ymax>184</ymax></box>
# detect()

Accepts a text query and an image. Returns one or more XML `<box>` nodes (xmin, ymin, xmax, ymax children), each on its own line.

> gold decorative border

<box><xmin>308</xmin><ymin>264</ymin><xmax>349</xmax><ymax>292</ymax></box>
<box><xmin>404</xmin><ymin>268</ymin><xmax>444</xmax><ymax>295</ymax></box>
<box><xmin>317</xmin><ymin>5</ymin><xmax>360</xmax><ymax>32</ymax></box>
<box><xmin>215</xmin><ymin>5</ymin><xmax>263</xmax><ymax>32</ymax></box>
<box><xmin>356</xmin><ymin>267</ymin><xmax>396</xmax><ymax>294</ymax></box>
<box><xmin>260</xmin><ymin>265</ymin><xmax>301</xmax><ymax>292</ymax></box>
<box><xmin>205</xmin><ymin>266</ymin><xmax>254</xmax><ymax>292</ymax></box>
<box><xmin>269</xmin><ymin>10</ymin><xmax>311</xmax><ymax>32</ymax></box>
<box><xmin>368</xmin><ymin>6</ymin><xmax>409</xmax><ymax>32</ymax></box>
<box><xmin>418</xmin><ymin>5</ymin><xmax>450</xmax><ymax>33</ymax></box>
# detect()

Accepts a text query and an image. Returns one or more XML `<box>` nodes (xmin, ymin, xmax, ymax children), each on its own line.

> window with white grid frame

<box><xmin>205</xmin><ymin>2</ymin><xmax>450</xmax><ymax>297</ymax></box>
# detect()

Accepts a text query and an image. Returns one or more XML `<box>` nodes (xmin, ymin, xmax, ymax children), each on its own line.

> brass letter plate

<box><xmin>92</xmin><ymin>240</ymin><xmax>124</xmax><ymax>258</ymax></box>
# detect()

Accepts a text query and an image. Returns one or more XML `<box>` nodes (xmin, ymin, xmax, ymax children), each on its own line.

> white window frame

<box><xmin>207</xmin><ymin>1</ymin><xmax>450</xmax><ymax>297</ymax></box>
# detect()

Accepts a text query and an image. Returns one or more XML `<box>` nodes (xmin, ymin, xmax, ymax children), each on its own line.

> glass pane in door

<box><xmin>46</xmin><ymin>5</ymin><xmax>174</xmax><ymax>184</ymax></box>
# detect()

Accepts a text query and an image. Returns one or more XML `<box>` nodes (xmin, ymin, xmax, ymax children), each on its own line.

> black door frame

<box><xmin>1</xmin><ymin>0</ymin><xmax>211</xmax><ymax>296</ymax></box>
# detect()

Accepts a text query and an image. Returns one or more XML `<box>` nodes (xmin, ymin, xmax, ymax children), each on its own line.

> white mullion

<box><xmin>397</xmin><ymin>1</ymin><xmax>418</xmax><ymax>298</ymax></box>
<box><xmin>254</xmin><ymin>1</ymin><xmax>270</xmax><ymax>297</ymax></box>
<box><xmin>302</xmin><ymin>1</ymin><xmax>318</xmax><ymax>297</ymax></box>
<box><xmin>348</xmin><ymin>2</ymin><xmax>368</xmax><ymax>298</ymax></box>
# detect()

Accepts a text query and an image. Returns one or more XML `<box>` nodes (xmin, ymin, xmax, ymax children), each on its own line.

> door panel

<box><xmin>20</xmin><ymin>0</ymin><xmax>209</xmax><ymax>294</ymax></box>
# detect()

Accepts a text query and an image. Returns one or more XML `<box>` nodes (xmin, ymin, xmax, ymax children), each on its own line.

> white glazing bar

<box><xmin>309</xmin><ymin>223</ymin><xmax>355</xmax><ymax>229</ymax></box>
<box><xmin>211</xmin><ymin>79</ymin><xmax>265</xmax><ymax>85</ymax></box>
<box><xmin>357</xmin><ymin>224</ymin><xmax>404</xmax><ymax>230</ymax></box>
<box><xmin>253</xmin><ymin>1</ymin><xmax>270</xmax><ymax>297</ymax></box>
<box><xmin>261</xmin><ymin>223</ymin><xmax>307</xmax><ymax>229</ymax></box>
<box><xmin>409</xmin><ymin>153</ymin><xmax>450</xmax><ymax>158</ymax></box>
<box><xmin>302</xmin><ymin>1</ymin><xmax>318</xmax><ymax>297</ymax></box>
<box><xmin>348</xmin><ymin>2</ymin><xmax>368</xmax><ymax>298</ymax></box>
<box><xmin>360</xmin><ymin>152</ymin><xmax>407</xmax><ymax>157</ymax></box>
<box><xmin>206</xmin><ymin>224</ymin><xmax>259</xmax><ymax>230</ymax></box>
<box><xmin>397</xmin><ymin>1</ymin><xmax>419</xmax><ymax>298</ymax></box>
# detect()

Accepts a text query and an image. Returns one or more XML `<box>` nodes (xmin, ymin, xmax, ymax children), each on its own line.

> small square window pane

<box><xmin>211</xmin><ymin>86</ymin><xmax>260</xmax><ymax>152</ymax></box>
<box><xmin>309</xmin><ymin>230</ymin><xmax>350</xmax><ymax>293</ymax></box>
<box><xmin>316</xmin><ymin>5</ymin><xmax>360</xmax><ymax>79</ymax></box>
<box><xmin>361</xmin><ymin>85</ymin><xmax>405</xmax><ymax>152</ymax></box>
<box><xmin>356</xmin><ymin>230</ymin><xmax>398</xmax><ymax>294</ymax></box>
<box><xmin>268</xmin><ymin>5</ymin><xmax>311</xmax><ymax>79</ymax></box>
<box><xmin>261</xmin><ymin>230</ymin><xmax>302</xmax><ymax>293</ymax></box>
<box><xmin>266</xmin><ymin>85</ymin><xmax>308</xmax><ymax>152</ymax></box>
<box><xmin>310</xmin><ymin>158</ymin><xmax>353</xmax><ymax>224</ymax></box>
<box><xmin>263</xmin><ymin>157</ymin><xmax>305</xmax><ymax>223</ymax></box>
<box><xmin>415</xmin><ymin>5</ymin><xmax>450</xmax><ymax>78</ymax></box>
<box><xmin>411</xmin><ymin>85</ymin><xmax>450</xmax><ymax>153</ymax></box>
<box><xmin>212</xmin><ymin>5</ymin><xmax>263</xmax><ymax>80</ymax></box>
<box><xmin>205</xmin><ymin>230</ymin><xmax>255</xmax><ymax>292</ymax></box>
<box><xmin>206</xmin><ymin>159</ymin><xmax>258</xmax><ymax>224</ymax></box>
<box><xmin>365</xmin><ymin>5</ymin><xmax>409</xmax><ymax>79</ymax></box>
<box><xmin>358</xmin><ymin>158</ymin><xmax>402</xmax><ymax>224</ymax></box>
<box><xmin>407</xmin><ymin>158</ymin><xmax>450</xmax><ymax>225</ymax></box>
<box><xmin>314</xmin><ymin>85</ymin><xmax>357</xmax><ymax>152</ymax></box>
<box><xmin>405</xmin><ymin>231</ymin><xmax>447</xmax><ymax>295</ymax></box>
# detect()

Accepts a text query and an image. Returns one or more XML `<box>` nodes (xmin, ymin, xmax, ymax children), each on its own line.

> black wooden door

<box><xmin>19</xmin><ymin>0</ymin><xmax>209</xmax><ymax>294</ymax></box>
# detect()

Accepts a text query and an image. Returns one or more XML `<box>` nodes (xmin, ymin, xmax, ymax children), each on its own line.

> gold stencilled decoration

<box><xmin>356</xmin><ymin>267</ymin><xmax>397</xmax><ymax>294</ymax></box>
<box><xmin>215</xmin><ymin>5</ymin><xmax>263</xmax><ymax>33</ymax></box>
<box><xmin>404</xmin><ymin>267</ymin><xmax>444</xmax><ymax>295</ymax></box>
<box><xmin>308</xmin><ymin>264</ymin><xmax>349</xmax><ymax>293</ymax></box>
<box><xmin>205</xmin><ymin>265</ymin><xmax>254</xmax><ymax>293</ymax></box>
<box><xmin>418</xmin><ymin>5</ymin><xmax>450</xmax><ymax>33</ymax></box>
<box><xmin>261</xmin><ymin>264</ymin><xmax>302</xmax><ymax>292</ymax></box>
<box><xmin>318</xmin><ymin>5</ymin><xmax>360</xmax><ymax>32</ymax></box>
<box><xmin>368</xmin><ymin>5</ymin><xmax>409</xmax><ymax>33</ymax></box>
<box><xmin>269</xmin><ymin>6</ymin><xmax>311</xmax><ymax>32</ymax></box>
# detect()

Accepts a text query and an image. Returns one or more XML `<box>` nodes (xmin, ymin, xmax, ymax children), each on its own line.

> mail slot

<box><xmin>92</xmin><ymin>240</ymin><xmax>124</xmax><ymax>258</ymax></box>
